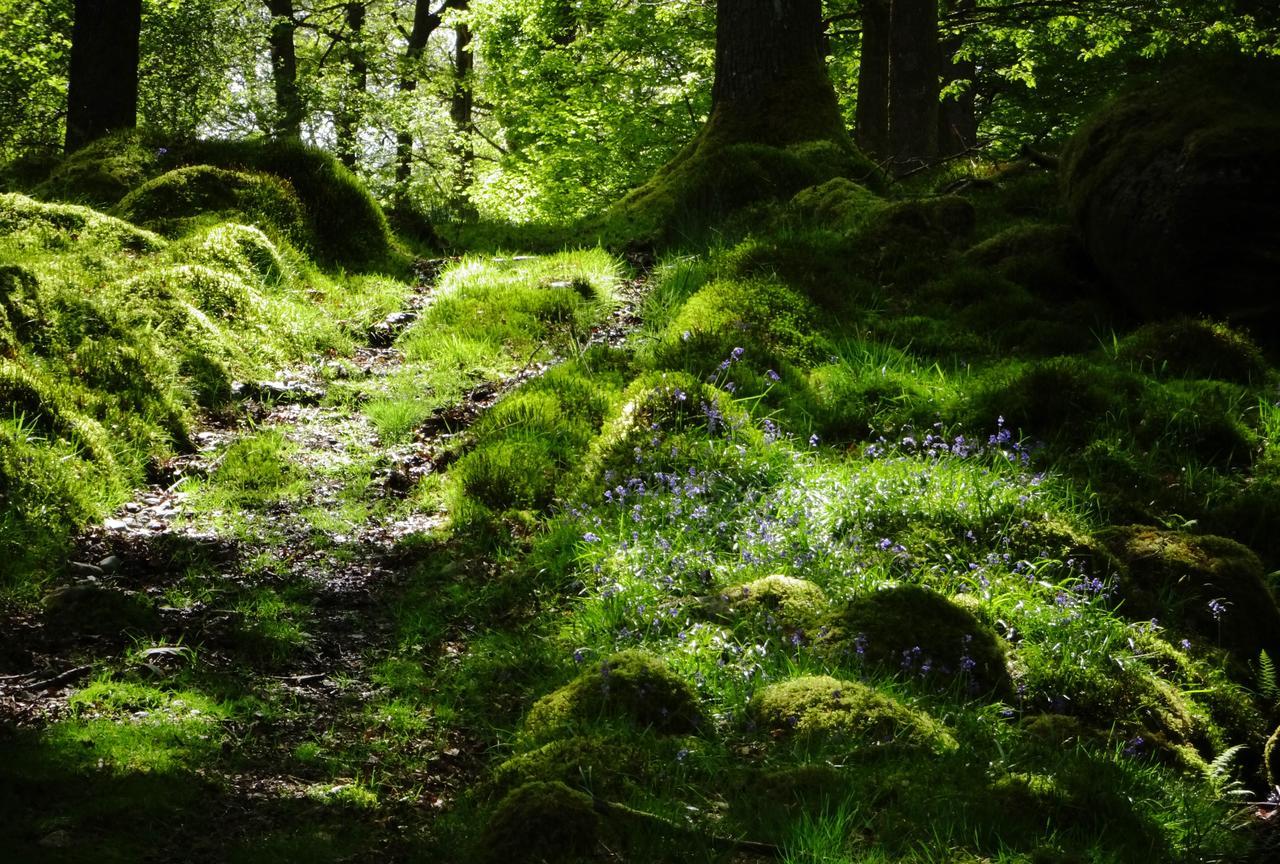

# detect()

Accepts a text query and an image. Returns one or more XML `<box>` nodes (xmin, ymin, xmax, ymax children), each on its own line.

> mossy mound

<box><xmin>749</xmin><ymin>675</ymin><xmax>955</xmax><ymax>752</ymax></box>
<box><xmin>524</xmin><ymin>650</ymin><xmax>704</xmax><ymax>740</ymax></box>
<box><xmin>114</xmin><ymin>165</ymin><xmax>310</xmax><ymax>247</ymax></box>
<box><xmin>1062</xmin><ymin>59</ymin><xmax>1280</xmax><ymax>329</ymax></box>
<box><xmin>0</xmin><ymin>192</ymin><xmax>165</xmax><ymax>254</ymax></box>
<box><xmin>1116</xmin><ymin>318</ymin><xmax>1268</xmax><ymax>384</ymax></box>
<box><xmin>655</xmin><ymin>276</ymin><xmax>824</xmax><ymax>369</ymax></box>
<box><xmin>714</xmin><ymin>575</ymin><xmax>828</xmax><ymax>637</ymax></box>
<box><xmin>176</xmin><ymin>139</ymin><xmax>390</xmax><ymax>267</ymax></box>
<box><xmin>491</xmin><ymin>734</ymin><xmax>692</xmax><ymax>799</ymax></box>
<box><xmin>967</xmin><ymin>356</ymin><xmax>1141</xmax><ymax>440</ymax></box>
<box><xmin>579</xmin><ymin>371</ymin><xmax>754</xmax><ymax>483</ymax></box>
<box><xmin>789</xmin><ymin>177</ymin><xmax>882</xmax><ymax>229</ymax></box>
<box><xmin>479</xmin><ymin>781</ymin><xmax>602</xmax><ymax>864</ymax></box>
<box><xmin>33</xmin><ymin>130</ymin><xmax>168</xmax><ymax>207</ymax></box>
<box><xmin>188</xmin><ymin>223</ymin><xmax>290</xmax><ymax>288</ymax></box>
<box><xmin>601</xmin><ymin>131</ymin><xmax>882</xmax><ymax>248</ymax></box>
<box><xmin>823</xmin><ymin>585</ymin><xmax>1011</xmax><ymax>695</ymax></box>
<box><xmin>962</xmin><ymin>222</ymin><xmax>1098</xmax><ymax>300</ymax></box>
<box><xmin>1099</xmin><ymin>526</ymin><xmax>1280</xmax><ymax>662</ymax></box>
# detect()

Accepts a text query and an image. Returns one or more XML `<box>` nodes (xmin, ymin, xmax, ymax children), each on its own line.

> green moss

<box><xmin>967</xmin><ymin>356</ymin><xmax>1141</xmax><ymax>440</ymax></box>
<box><xmin>599</xmin><ymin>126</ymin><xmax>883</xmax><ymax>248</ymax></box>
<box><xmin>178</xmin><ymin>138</ymin><xmax>390</xmax><ymax>268</ymax></box>
<box><xmin>823</xmin><ymin>585</ymin><xmax>1011</xmax><ymax>695</ymax></box>
<box><xmin>479</xmin><ymin>781</ymin><xmax>602</xmax><ymax>864</ymax></box>
<box><xmin>1061</xmin><ymin>58</ymin><xmax>1280</xmax><ymax>326</ymax></box>
<box><xmin>524</xmin><ymin>650</ymin><xmax>704</xmax><ymax>740</ymax></box>
<box><xmin>0</xmin><ymin>192</ymin><xmax>165</xmax><ymax>253</ymax></box>
<box><xmin>114</xmin><ymin>165</ymin><xmax>310</xmax><ymax>248</ymax></box>
<box><xmin>1117</xmin><ymin>318</ymin><xmax>1268</xmax><ymax>384</ymax></box>
<box><xmin>188</xmin><ymin>223</ymin><xmax>290</xmax><ymax>288</ymax></box>
<box><xmin>655</xmin><ymin>276</ymin><xmax>824</xmax><ymax>368</ymax></box>
<box><xmin>789</xmin><ymin>177</ymin><xmax>882</xmax><ymax>229</ymax></box>
<box><xmin>962</xmin><ymin>222</ymin><xmax>1096</xmax><ymax>299</ymax></box>
<box><xmin>1099</xmin><ymin>526</ymin><xmax>1280</xmax><ymax>663</ymax></box>
<box><xmin>717</xmin><ymin>575</ymin><xmax>829</xmax><ymax>637</ymax></box>
<box><xmin>1266</xmin><ymin>725</ymin><xmax>1280</xmax><ymax>787</ymax></box>
<box><xmin>33</xmin><ymin>130</ymin><xmax>168</xmax><ymax>207</ymax></box>
<box><xmin>749</xmin><ymin>675</ymin><xmax>956</xmax><ymax>752</ymax></box>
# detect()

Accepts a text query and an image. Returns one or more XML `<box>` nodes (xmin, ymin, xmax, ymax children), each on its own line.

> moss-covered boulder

<box><xmin>967</xmin><ymin>355</ymin><xmax>1142</xmax><ymax>440</ymax></box>
<box><xmin>114</xmin><ymin>165</ymin><xmax>309</xmax><ymax>246</ymax></box>
<box><xmin>710</xmin><ymin>575</ymin><xmax>828</xmax><ymax>637</ymax></box>
<box><xmin>789</xmin><ymin>177</ymin><xmax>882</xmax><ymax>229</ymax></box>
<box><xmin>524</xmin><ymin>650</ymin><xmax>704</xmax><ymax>740</ymax></box>
<box><xmin>479</xmin><ymin>781</ymin><xmax>602</xmax><ymax>864</ymax></box>
<box><xmin>750</xmin><ymin>675</ymin><xmax>955</xmax><ymax>752</ymax></box>
<box><xmin>1099</xmin><ymin>526</ymin><xmax>1280</xmax><ymax>662</ymax></box>
<box><xmin>1062</xmin><ymin>59</ymin><xmax>1280</xmax><ymax>330</ymax></box>
<box><xmin>962</xmin><ymin>222</ymin><xmax>1098</xmax><ymax>300</ymax></box>
<box><xmin>822</xmin><ymin>585</ymin><xmax>1011</xmax><ymax>695</ymax></box>
<box><xmin>1116</xmin><ymin>318</ymin><xmax>1268</xmax><ymax>384</ymax></box>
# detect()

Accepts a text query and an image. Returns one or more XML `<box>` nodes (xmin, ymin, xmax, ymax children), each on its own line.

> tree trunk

<box><xmin>707</xmin><ymin>0</ymin><xmax>846</xmax><ymax>146</ymax></box>
<box><xmin>65</xmin><ymin>0</ymin><xmax>142</xmax><ymax>152</ymax></box>
<box><xmin>886</xmin><ymin>0</ymin><xmax>940</xmax><ymax>170</ymax></box>
<box><xmin>395</xmin><ymin>0</ymin><xmax>454</xmax><ymax>202</ymax></box>
<box><xmin>449</xmin><ymin>15</ymin><xmax>475</xmax><ymax>210</ymax></box>
<box><xmin>938</xmin><ymin>0</ymin><xmax>976</xmax><ymax>155</ymax></box>
<box><xmin>855</xmin><ymin>0</ymin><xmax>890</xmax><ymax>159</ymax></box>
<box><xmin>265</xmin><ymin>0</ymin><xmax>302</xmax><ymax>139</ymax></box>
<box><xmin>337</xmin><ymin>2</ymin><xmax>367</xmax><ymax>169</ymax></box>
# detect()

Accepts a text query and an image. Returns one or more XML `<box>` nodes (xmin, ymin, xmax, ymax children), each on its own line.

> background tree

<box><xmin>264</xmin><ymin>0</ymin><xmax>303</xmax><ymax>138</ymax></box>
<box><xmin>65</xmin><ymin>0</ymin><xmax>143</xmax><ymax>151</ymax></box>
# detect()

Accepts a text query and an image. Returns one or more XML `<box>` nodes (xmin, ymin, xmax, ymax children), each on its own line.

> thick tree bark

<box><xmin>265</xmin><ymin>0</ymin><xmax>303</xmax><ymax>139</ymax></box>
<box><xmin>337</xmin><ymin>2</ymin><xmax>367</xmax><ymax>169</ymax></box>
<box><xmin>855</xmin><ymin>0</ymin><xmax>891</xmax><ymax>159</ymax></box>
<box><xmin>65</xmin><ymin>0</ymin><xmax>142</xmax><ymax>152</ymax></box>
<box><xmin>938</xmin><ymin>0</ymin><xmax>976</xmax><ymax>155</ymax></box>
<box><xmin>707</xmin><ymin>0</ymin><xmax>846</xmax><ymax>146</ymax></box>
<box><xmin>887</xmin><ymin>0</ymin><xmax>940</xmax><ymax>169</ymax></box>
<box><xmin>449</xmin><ymin>15</ymin><xmax>475</xmax><ymax>208</ymax></box>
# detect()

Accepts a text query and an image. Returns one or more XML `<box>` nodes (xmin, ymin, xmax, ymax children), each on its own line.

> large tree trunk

<box><xmin>337</xmin><ymin>1</ymin><xmax>367</xmax><ymax>169</ymax></box>
<box><xmin>886</xmin><ymin>0</ymin><xmax>940</xmax><ymax>170</ymax></box>
<box><xmin>855</xmin><ymin>0</ymin><xmax>891</xmax><ymax>159</ymax></box>
<box><xmin>65</xmin><ymin>0</ymin><xmax>142</xmax><ymax>152</ymax></box>
<box><xmin>265</xmin><ymin>0</ymin><xmax>303</xmax><ymax>139</ymax></box>
<box><xmin>707</xmin><ymin>0</ymin><xmax>846</xmax><ymax>146</ymax></box>
<box><xmin>938</xmin><ymin>0</ymin><xmax>976</xmax><ymax>155</ymax></box>
<box><xmin>449</xmin><ymin>15</ymin><xmax>475</xmax><ymax>210</ymax></box>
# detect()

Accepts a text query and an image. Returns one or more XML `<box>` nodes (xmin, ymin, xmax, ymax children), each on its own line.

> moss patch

<box><xmin>524</xmin><ymin>650</ymin><xmax>704</xmax><ymax>740</ymax></box>
<box><xmin>479</xmin><ymin>781</ymin><xmax>602</xmax><ymax>864</ymax></box>
<box><xmin>823</xmin><ymin>585</ymin><xmax>1011</xmax><ymax>695</ymax></box>
<box><xmin>749</xmin><ymin>675</ymin><xmax>955</xmax><ymax>752</ymax></box>
<box><xmin>1099</xmin><ymin>526</ymin><xmax>1280</xmax><ymax>663</ymax></box>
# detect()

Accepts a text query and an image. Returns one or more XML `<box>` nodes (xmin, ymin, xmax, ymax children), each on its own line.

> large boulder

<box><xmin>1062</xmin><ymin>60</ymin><xmax>1280</xmax><ymax>330</ymax></box>
<box><xmin>1099</xmin><ymin>526</ymin><xmax>1280</xmax><ymax>662</ymax></box>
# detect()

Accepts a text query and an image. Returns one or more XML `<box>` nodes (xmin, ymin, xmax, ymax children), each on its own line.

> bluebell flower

<box><xmin>583</xmin><ymin>532</ymin><xmax>601</xmax><ymax>542</ymax></box>
<box><xmin>766</xmin><ymin>369</ymin><xmax>781</xmax><ymax>382</ymax></box>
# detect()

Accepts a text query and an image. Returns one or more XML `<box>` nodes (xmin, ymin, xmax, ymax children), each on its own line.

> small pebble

<box><xmin>104</xmin><ymin>518</ymin><xmax>128</xmax><ymax>531</ymax></box>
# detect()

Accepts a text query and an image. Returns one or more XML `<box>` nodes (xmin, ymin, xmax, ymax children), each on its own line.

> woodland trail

<box><xmin>0</xmin><ymin>254</ymin><xmax>647</xmax><ymax>858</ymax></box>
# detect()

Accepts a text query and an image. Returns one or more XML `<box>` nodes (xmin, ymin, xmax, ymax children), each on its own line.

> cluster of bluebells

<box><xmin>865</xmin><ymin>417</ymin><xmax>1040</xmax><ymax>470</ymax></box>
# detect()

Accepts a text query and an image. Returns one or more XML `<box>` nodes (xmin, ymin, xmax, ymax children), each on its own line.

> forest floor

<box><xmin>0</xmin><ymin>256</ymin><xmax>647</xmax><ymax>861</ymax></box>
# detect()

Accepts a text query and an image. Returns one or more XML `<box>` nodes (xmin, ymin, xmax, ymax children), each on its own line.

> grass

<box><xmin>4</xmin><ymin>133</ymin><xmax>1280</xmax><ymax>863</ymax></box>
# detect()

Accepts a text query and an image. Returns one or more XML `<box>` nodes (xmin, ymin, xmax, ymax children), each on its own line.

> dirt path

<box><xmin>0</xmin><ymin>254</ymin><xmax>648</xmax><ymax>857</ymax></box>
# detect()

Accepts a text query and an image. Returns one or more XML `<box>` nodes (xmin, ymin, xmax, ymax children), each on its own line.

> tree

<box><xmin>265</xmin><ymin>0</ymin><xmax>303</xmax><ymax>138</ymax></box>
<box><xmin>706</xmin><ymin>0</ymin><xmax>846</xmax><ymax>146</ymax></box>
<box><xmin>65</xmin><ymin>0</ymin><xmax>142</xmax><ymax>151</ymax></box>
<box><xmin>393</xmin><ymin>0</ymin><xmax>464</xmax><ymax>201</ymax></box>
<box><xmin>855</xmin><ymin>0</ymin><xmax>940</xmax><ymax>171</ymax></box>
<box><xmin>937</xmin><ymin>0</ymin><xmax>976</xmax><ymax>155</ymax></box>
<box><xmin>449</xmin><ymin>6</ymin><xmax>475</xmax><ymax>207</ymax></box>
<box><xmin>335</xmin><ymin>1</ymin><xmax>367</xmax><ymax>168</ymax></box>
